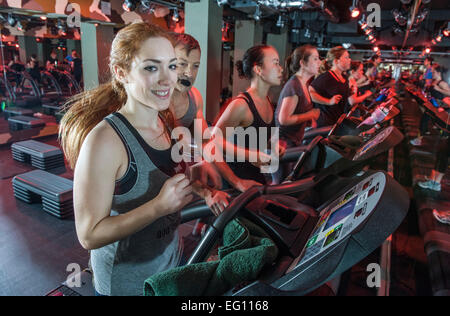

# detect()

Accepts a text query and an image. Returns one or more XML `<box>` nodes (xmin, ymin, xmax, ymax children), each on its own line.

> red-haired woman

<box><xmin>60</xmin><ymin>23</ymin><xmax>209</xmax><ymax>296</ymax></box>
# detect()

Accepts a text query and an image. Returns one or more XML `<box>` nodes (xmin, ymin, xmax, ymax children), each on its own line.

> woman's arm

<box><xmin>278</xmin><ymin>95</ymin><xmax>320</xmax><ymax>126</ymax></box>
<box><xmin>435</xmin><ymin>81</ymin><xmax>450</xmax><ymax>97</ymax></box>
<box><xmin>211</xmin><ymin>98</ymin><xmax>267</xmax><ymax>191</ymax></box>
<box><xmin>309</xmin><ymin>86</ymin><xmax>342</xmax><ymax>106</ymax></box>
<box><xmin>348</xmin><ymin>90</ymin><xmax>373</xmax><ymax>105</ymax></box>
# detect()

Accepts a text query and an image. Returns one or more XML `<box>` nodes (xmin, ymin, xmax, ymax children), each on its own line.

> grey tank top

<box><xmin>90</xmin><ymin>113</ymin><xmax>183</xmax><ymax>296</ymax></box>
<box><xmin>176</xmin><ymin>90</ymin><xmax>197</xmax><ymax>132</ymax></box>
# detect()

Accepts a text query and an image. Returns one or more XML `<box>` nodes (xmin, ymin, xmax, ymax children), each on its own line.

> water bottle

<box><xmin>357</xmin><ymin>116</ymin><xmax>376</xmax><ymax>128</ymax></box>
<box><xmin>357</xmin><ymin>110</ymin><xmax>382</xmax><ymax>128</ymax></box>
<box><xmin>375</xmin><ymin>88</ymin><xmax>388</xmax><ymax>102</ymax></box>
<box><xmin>372</xmin><ymin>107</ymin><xmax>388</xmax><ymax>123</ymax></box>
<box><xmin>430</xmin><ymin>97</ymin><xmax>440</xmax><ymax>108</ymax></box>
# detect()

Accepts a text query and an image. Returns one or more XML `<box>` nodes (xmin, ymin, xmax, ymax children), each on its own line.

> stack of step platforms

<box><xmin>12</xmin><ymin>170</ymin><xmax>73</xmax><ymax>219</ymax></box>
<box><xmin>11</xmin><ymin>140</ymin><xmax>65</xmax><ymax>170</ymax></box>
<box><xmin>3</xmin><ymin>107</ymin><xmax>34</xmax><ymax>119</ymax></box>
<box><xmin>8</xmin><ymin>115</ymin><xmax>45</xmax><ymax>131</ymax></box>
<box><xmin>42</xmin><ymin>102</ymin><xmax>64</xmax><ymax>116</ymax></box>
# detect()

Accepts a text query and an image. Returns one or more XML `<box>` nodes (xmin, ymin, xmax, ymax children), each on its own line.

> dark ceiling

<box><xmin>221</xmin><ymin>0</ymin><xmax>450</xmax><ymax>51</ymax></box>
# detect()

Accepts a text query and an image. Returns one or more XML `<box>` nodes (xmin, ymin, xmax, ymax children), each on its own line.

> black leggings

<box><xmin>436</xmin><ymin>136</ymin><xmax>450</xmax><ymax>174</ymax></box>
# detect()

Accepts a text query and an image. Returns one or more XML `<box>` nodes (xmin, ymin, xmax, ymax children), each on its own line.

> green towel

<box><xmin>144</xmin><ymin>217</ymin><xmax>279</xmax><ymax>296</ymax></box>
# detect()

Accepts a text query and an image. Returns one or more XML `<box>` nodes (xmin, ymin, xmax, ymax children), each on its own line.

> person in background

<box><xmin>26</xmin><ymin>54</ymin><xmax>41</xmax><ymax>84</ymax></box>
<box><xmin>309</xmin><ymin>46</ymin><xmax>362</xmax><ymax>127</ymax></box>
<box><xmin>46</xmin><ymin>50</ymin><xmax>59</xmax><ymax>71</ymax></box>
<box><xmin>213</xmin><ymin>45</ymin><xmax>284</xmax><ymax>191</ymax></box>
<box><xmin>273</xmin><ymin>44</ymin><xmax>321</xmax><ymax>183</ymax></box>
<box><xmin>348</xmin><ymin>60</ymin><xmax>373</xmax><ymax>107</ymax></box>
<box><xmin>8</xmin><ymin>53</ymin><xmax>25</xmax><ymax>88</ymax></box>
<box><xmin>422</xmin><ymin>56</ymin><xmax>434</xmax><ymax>90</ymax></box>
<box><xmin>71</xmin><ymin>50</ymin><xmax>83</xmax><ymax>85</ymax></box>
<box><xmin>368</xmin><ymin>54</ymin><xmax>381</xmax><ymax>83</ymax></box>
<box><xmin>411</xmin><ymin>65</ymin><xmax>450</xmax><ymax>146</ymax></box>
<box><xmin>170</xmin><ymin>33</ymin><xmax>229</xmax><ymax>216</ymax></box>
<box><xmin>276</xmin><ymin>44</ymin><xmax>321</xmax><ymax>148</ymax></box>
<box><xmin>8</xmin><ymin>53</ymin><xmax>25</xmax><ymax>73</ymax></box>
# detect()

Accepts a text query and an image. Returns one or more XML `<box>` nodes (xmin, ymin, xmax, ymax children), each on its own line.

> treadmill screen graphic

<box><xmin>324</xmin><ymin>197</ymin><xmax>358</xmax><ymax>231</ymax></box>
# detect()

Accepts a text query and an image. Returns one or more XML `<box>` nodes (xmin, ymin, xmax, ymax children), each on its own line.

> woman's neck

<box><xmin>331</xmin><ymin>66</ymin><xmax>343</xmax><ymax>77</ymax></box>
<box><xmin>119</xmin><ymin>98</ymin><xmax>160</xmax><ymax>130</ymax></box>
<box><xmin>296</xmin><ymin>68</ymin><xmax>314</xmax><ymax>86</ymax></box>
<box><xmin>248</xmin><ymin>79</ymin><xmax>270</xmax><ymax>99</ymax></box>
<box><xmin>171</xmin><ymin>88</ymin><xmax>189</xmax><ymax>107</ymax></box>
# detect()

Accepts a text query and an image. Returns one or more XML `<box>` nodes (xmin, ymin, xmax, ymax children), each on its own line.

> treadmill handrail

<box><xmin>285</xmin><ymin>136</ymin><xmax>324</xmax><ymax>182</ymax></box>
<box><xmin>186</xmin><ymin>177</ymin><xmax>318</xmax><ymax>265</ymax></box>
<box><xmin>40</xmin><ymin>71</ymin><xmax>63</xmax><ymax>96</ymax></box>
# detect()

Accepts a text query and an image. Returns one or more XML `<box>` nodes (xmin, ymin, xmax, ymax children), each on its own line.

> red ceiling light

<box><xmin>436</xmin><ymin>35</ymin><xmax>442</xmax><ymax>42</ymax></box>
<box><xmin>351</xmin><ymin>7</ymin><xmax>361</xmax><ymax>18</ymax></box>
<box><xmin>443</xmin><ymin>29</ymin><xmax>449</xmax><ymax>37</ymax></box>
<box><xmin>373</xmin><ymin>46</ymin><xmax>379</xmax><ymax>52</ymax></box>
<box><xmin>349</xmin><ymin>0</ymin><xmax>361</xmax><ymax>18</ymax></box>
<box><xmin>425</xmin><ymin>47</ymin><xmax>431</xmax><ymax>54</ymax></box>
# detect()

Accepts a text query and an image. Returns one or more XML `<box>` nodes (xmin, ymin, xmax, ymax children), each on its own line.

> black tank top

<box><xmin>431</xmin><ymin>81</ymin><xmax>446</xmax><ymax>101</ymax></box>
<box><xmin>105</xmin><ymin>113</ymin><xmax>186</xmax><ymax>195</ymax></box>
<box><xmin>228</xmin><ymin>92</ymin><xmax>275</xmax><ymax>184</ymax></box>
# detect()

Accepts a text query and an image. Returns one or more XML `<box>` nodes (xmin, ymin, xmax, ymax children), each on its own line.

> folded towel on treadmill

<box><xmin>144</xmin><ymin>217</ymin><xmax>279</xmax><ymax>296</ymax></box>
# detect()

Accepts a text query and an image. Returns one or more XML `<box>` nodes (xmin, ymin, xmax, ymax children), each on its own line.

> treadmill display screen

<box><xmin>324</xmin><ymin>197</ymin><xmax>357</xmax><ymax>231</ymax></box>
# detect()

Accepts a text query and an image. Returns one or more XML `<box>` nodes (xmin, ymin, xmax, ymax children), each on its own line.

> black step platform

<box><xmin>3</xmin><ymin>107</ymin><xmax>34</xmax><ymax>120</ymax></box>
<box><xmin>45</xmin><ymin>270</ymin><xmax>94</xmax><ymax>296</ymax></box>
<box><xmin>42</xmin><ymin>102</ymin><xmax>64</xmax><ymax>116</ymax></box>
<box><xmin>8</xmin><ymin>115</ymin><xmax>45</xmax><ymax>131</ymax></box>
<box><xmin>12</xmin><ymin>170</ymin><xmax>73</xmax><ymax>219</ymax></box>
<box><xmin>11</xmin><ymin>140</ymin><xmax>65</xmax><ymax>170</ymax></box>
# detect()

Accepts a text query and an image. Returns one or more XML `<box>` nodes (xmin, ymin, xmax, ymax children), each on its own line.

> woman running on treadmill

<box><xmin>349</xmin><ymin>61</ymin><xmax>372</xmax><ymax>97</ymax></box>
<box><xmin>411</xmin><ymin>65</ymin><xmax>450</xmax><ymax>146</ymax></box>
<box><xmin>59</xmin><ymin>23</ymin><xmax>221</xmax><ymax>296</ymax></box>
<box><xmin>170</xmin><ymin>33</ymin><xmax>230</xmax><ymax>215</ymax></box>
<box><xmin>417</xmin><ymin>65</ymin><xmax>450</xmax><ymax>194</ymax></box>
<box><xmin>309</xmin><ymin>46</ymin><xmax>365</xmax><ymax>127</ymax></box>
<box><xmin>348</xmin><ymin>60</ymin><xmax>374</xmax><ymax>116</ymax></box>
<box><xmin>366</xmin><ymin>55</ymin><xmax>381</xmax><ymax>86</ymax></box>
<box><xmin>275</xmin><ymin>44</ymin><xmax>321</xmax><ymax>148</ymax></box>
<box><xmin>430</xmin><ymin>65</ymin><xmax>450</xmax><ymax>103</ymax></box>
<box><xmin>213</xmin><ymin>45</ymin><xmax>283</xmax><ymax>191</ymax></box>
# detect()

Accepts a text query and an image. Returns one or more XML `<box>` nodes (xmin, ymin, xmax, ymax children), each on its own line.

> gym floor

<box><xmin>0</xmin><ymin>115</ymin><xmax>198</xmax><ymax>295</ymax></box>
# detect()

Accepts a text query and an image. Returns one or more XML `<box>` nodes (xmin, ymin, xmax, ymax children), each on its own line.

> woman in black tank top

<box><xmin>213</xmin><ymin>45</ymin><xmax>284</xmax><ymax>192</ymax></box>
<box><xmin>170</xmin><ymin>33</ymin><xmax>230</xmax><ymax>214</ymax></box>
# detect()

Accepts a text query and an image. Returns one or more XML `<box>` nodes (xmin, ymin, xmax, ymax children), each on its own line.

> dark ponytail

<box><xmin>236</xmin><ymin>45</ymin><xmax>271</xmax><ymax>79</ymax></box>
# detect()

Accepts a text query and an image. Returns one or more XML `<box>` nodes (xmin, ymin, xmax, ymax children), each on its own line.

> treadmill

<box><xmin>181</xmin><ymin>167</ymin><xmax>409</xmax><ymax>296</ymax></box>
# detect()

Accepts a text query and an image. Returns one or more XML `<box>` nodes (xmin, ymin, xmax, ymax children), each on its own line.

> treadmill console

<box><xmin>291</xmin><ymin>172</ymin><xmax>386</xmax><ymax>270</ymax></box>
<box><xmin>353</xmin><ymin>126</ymin><xmax>395</xmax><ymax>161</ymax></box>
